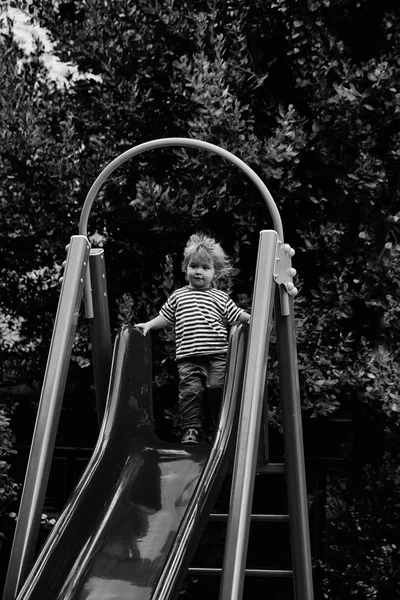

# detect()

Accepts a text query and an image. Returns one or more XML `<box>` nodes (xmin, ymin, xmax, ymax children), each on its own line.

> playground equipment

<box><xmin>2</xmin><ymin>138</ymin><xmax>314</xmax><ymax>600</ymax></box>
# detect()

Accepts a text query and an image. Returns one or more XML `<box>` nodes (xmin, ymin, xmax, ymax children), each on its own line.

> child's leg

<box><xmin>177</xmin><ymin>358</ymin><xmax>207</xmax><ymax>433</ymax></box>
<box><xmin>206</xmin><ymin>354</ymin><xmax>227</xmax><ymax>428</ymax></box>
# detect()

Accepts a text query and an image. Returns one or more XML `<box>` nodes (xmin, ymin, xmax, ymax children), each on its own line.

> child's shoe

<box><xmin>181</xmin><ymin>428</ymin><xmax>200</xmax><ymax>445</ymax></box>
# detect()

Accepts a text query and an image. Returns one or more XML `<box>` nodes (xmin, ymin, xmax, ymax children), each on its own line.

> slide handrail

<box><xmin>3</xmin><ymin>236</ymin><xmax>90</xmax><ymax>600</ymax></box>
<box><xmin>78</xmin><ymin>137</ymin><xmax>284</xmax><ymax>241</ymax></box>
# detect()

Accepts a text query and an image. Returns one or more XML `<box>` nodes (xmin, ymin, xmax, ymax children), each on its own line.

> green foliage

<box><xmin>321</xmin><ymin>453</ymin><xmax>400</xmax><ymax>598</ymax></box>
<box><xmin>0</xmin><ymin>408</ymin><xmax>19</xmax><ymax>550</ymax></box>
<box><xmin>1</xmin><ymin>0</ymin><xmax>400</xmax><ymax>594</ymax></box>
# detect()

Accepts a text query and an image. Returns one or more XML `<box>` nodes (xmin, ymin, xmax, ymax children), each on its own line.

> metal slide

<box><xmin>14</xmin><ymin>323</ymin><xmax>248</xmax><ymax>600</ymax></box>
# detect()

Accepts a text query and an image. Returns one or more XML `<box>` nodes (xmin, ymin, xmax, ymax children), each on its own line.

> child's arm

<box><xmin>238</xmin><ymin>311</ymin><xmax>251</xmax><ymax>323</ymax></box>
<box><xmin>135</xmin><ymin>315</ymin><xmax>170</xmax><ymax>336</ymax></box>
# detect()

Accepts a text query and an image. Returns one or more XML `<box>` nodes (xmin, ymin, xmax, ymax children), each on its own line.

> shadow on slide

<box><xmin>15</xmin><ymin>322</ymin><xmax>248</xmax><ymax>600</ymax></box>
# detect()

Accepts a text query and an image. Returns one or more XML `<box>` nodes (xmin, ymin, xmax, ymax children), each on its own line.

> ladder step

<box><xmin>209</xmin><ymin>513</ymin><xmax>289</xmax><ymax>523</ymax></box>
<box><xmin>188</xmin><ymin>567</ymin><xmax>293</xmax><ymax>578</ymax></box>
<box><xmin>256</xmin><ymin>462</ymin><xmax>285</xmax><ymax>474</ymax></box>
<box><xmin>228</xmin><ymin>462</ymin><xmax>285</xmax><ymax>474</ymax></box>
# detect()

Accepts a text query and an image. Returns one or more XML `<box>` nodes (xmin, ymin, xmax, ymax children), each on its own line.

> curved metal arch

<box><xmin>79</xmin><ymin>137</ymin><xmax>284</xmax><ymax>240</ymax></box>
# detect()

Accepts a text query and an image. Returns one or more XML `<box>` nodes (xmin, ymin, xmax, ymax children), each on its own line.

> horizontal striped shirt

<box><xmin>159</xmin><ymin>286</ymin><xmax>244</xmax><ymax>360</ymax></box>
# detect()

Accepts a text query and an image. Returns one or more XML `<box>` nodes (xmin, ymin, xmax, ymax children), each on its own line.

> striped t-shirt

<box><xmin>159</xmin><ymin>286</ymin><xmax>244</xmax><ymax>360</ymax></box>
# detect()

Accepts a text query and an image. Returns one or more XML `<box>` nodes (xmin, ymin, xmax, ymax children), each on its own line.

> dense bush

<box><xmin>1</xmin><ymin>1</ymin><xmax>400</xmax><ymax>596</ymax></box>
<box><xmin>0</xmin><ymin>409</ymin><xmax>18</xmax><ymax>551</ymax></box>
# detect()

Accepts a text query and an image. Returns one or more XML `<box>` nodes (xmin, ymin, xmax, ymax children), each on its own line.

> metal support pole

<box><xmin>2</xmin><ymin>235</ymin><xmax>90</xmax><ymax>600</ymax></box>
<box><xmin>219</xmin><ymin>231</ymin><xmax>278</xmax><ymax>600</ymax></box>
<box><xmin>275</xmin><ymin>288</ymin><xmax>314</xmax><ymax>600</ymax></box>
<box><xmin>88</xmin><ymin>249</ymin><xmax>112</xmax><ymax>427</ymax></box>
<box><xmin>257</xmin><ymin>383</ymin><xmax>270</xmax><ymax>464</ymax></box>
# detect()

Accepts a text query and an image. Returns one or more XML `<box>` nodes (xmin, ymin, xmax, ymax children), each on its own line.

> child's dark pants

<box><xmin>177</xmin><ymin>354</ymin><xmax>226</xmax><ymax>432</ymax></box>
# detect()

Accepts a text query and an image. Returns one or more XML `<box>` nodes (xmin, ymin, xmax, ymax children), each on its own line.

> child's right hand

<box><xmin>135</xmin><ymin>323</ymin><xmax>150</xmax><ymax>336</ymax></box>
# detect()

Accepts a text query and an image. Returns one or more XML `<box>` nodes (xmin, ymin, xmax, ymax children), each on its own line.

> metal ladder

<box><xmin>188</xmin><ymin>230</ymin><xmax>314</xmax><ymax>599</ymax></box>
<box><xmin>188</xmin><ymin>440</ymin><xmax>310</xmax><ymax>597</ymax></box>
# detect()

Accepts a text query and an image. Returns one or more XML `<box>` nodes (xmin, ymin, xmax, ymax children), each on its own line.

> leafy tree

<box><xmin>320</xmin><ymin>452</ymin><xmax>400</xmax><ymax>598</ymax></box>
<box><xmin>1</xmin><ymin>0</ymin><xmax>400</xmax><ymax>596</ymax></box>
<box><xmin>0</xmin><ymin>409</ymin><xmax>18</xmax><ymax>550</ymax></box>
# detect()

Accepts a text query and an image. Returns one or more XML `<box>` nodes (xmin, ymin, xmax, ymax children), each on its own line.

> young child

<box><xmin>135</xmin><ymin>233</ymin><xmax>250</xmax><ymax>445</ymax></box>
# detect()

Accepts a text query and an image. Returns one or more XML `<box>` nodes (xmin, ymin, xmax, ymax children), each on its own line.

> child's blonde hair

<box><xmin>182</xmin><ymin>232</ymin><xmax>235</xmax><ymax>288</ymax></box>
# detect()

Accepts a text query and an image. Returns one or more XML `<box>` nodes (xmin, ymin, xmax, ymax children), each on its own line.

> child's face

<box><xmin>186</xmin><ymin>253</ymin><xmax>215</xmax><ymax>289</ymax></box>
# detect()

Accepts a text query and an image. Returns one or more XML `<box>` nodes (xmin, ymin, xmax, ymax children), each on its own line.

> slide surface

<box><xmin>15</xmin><ymin>324</ymin><xmax>247</xmax><ymax>600</ymax></box>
